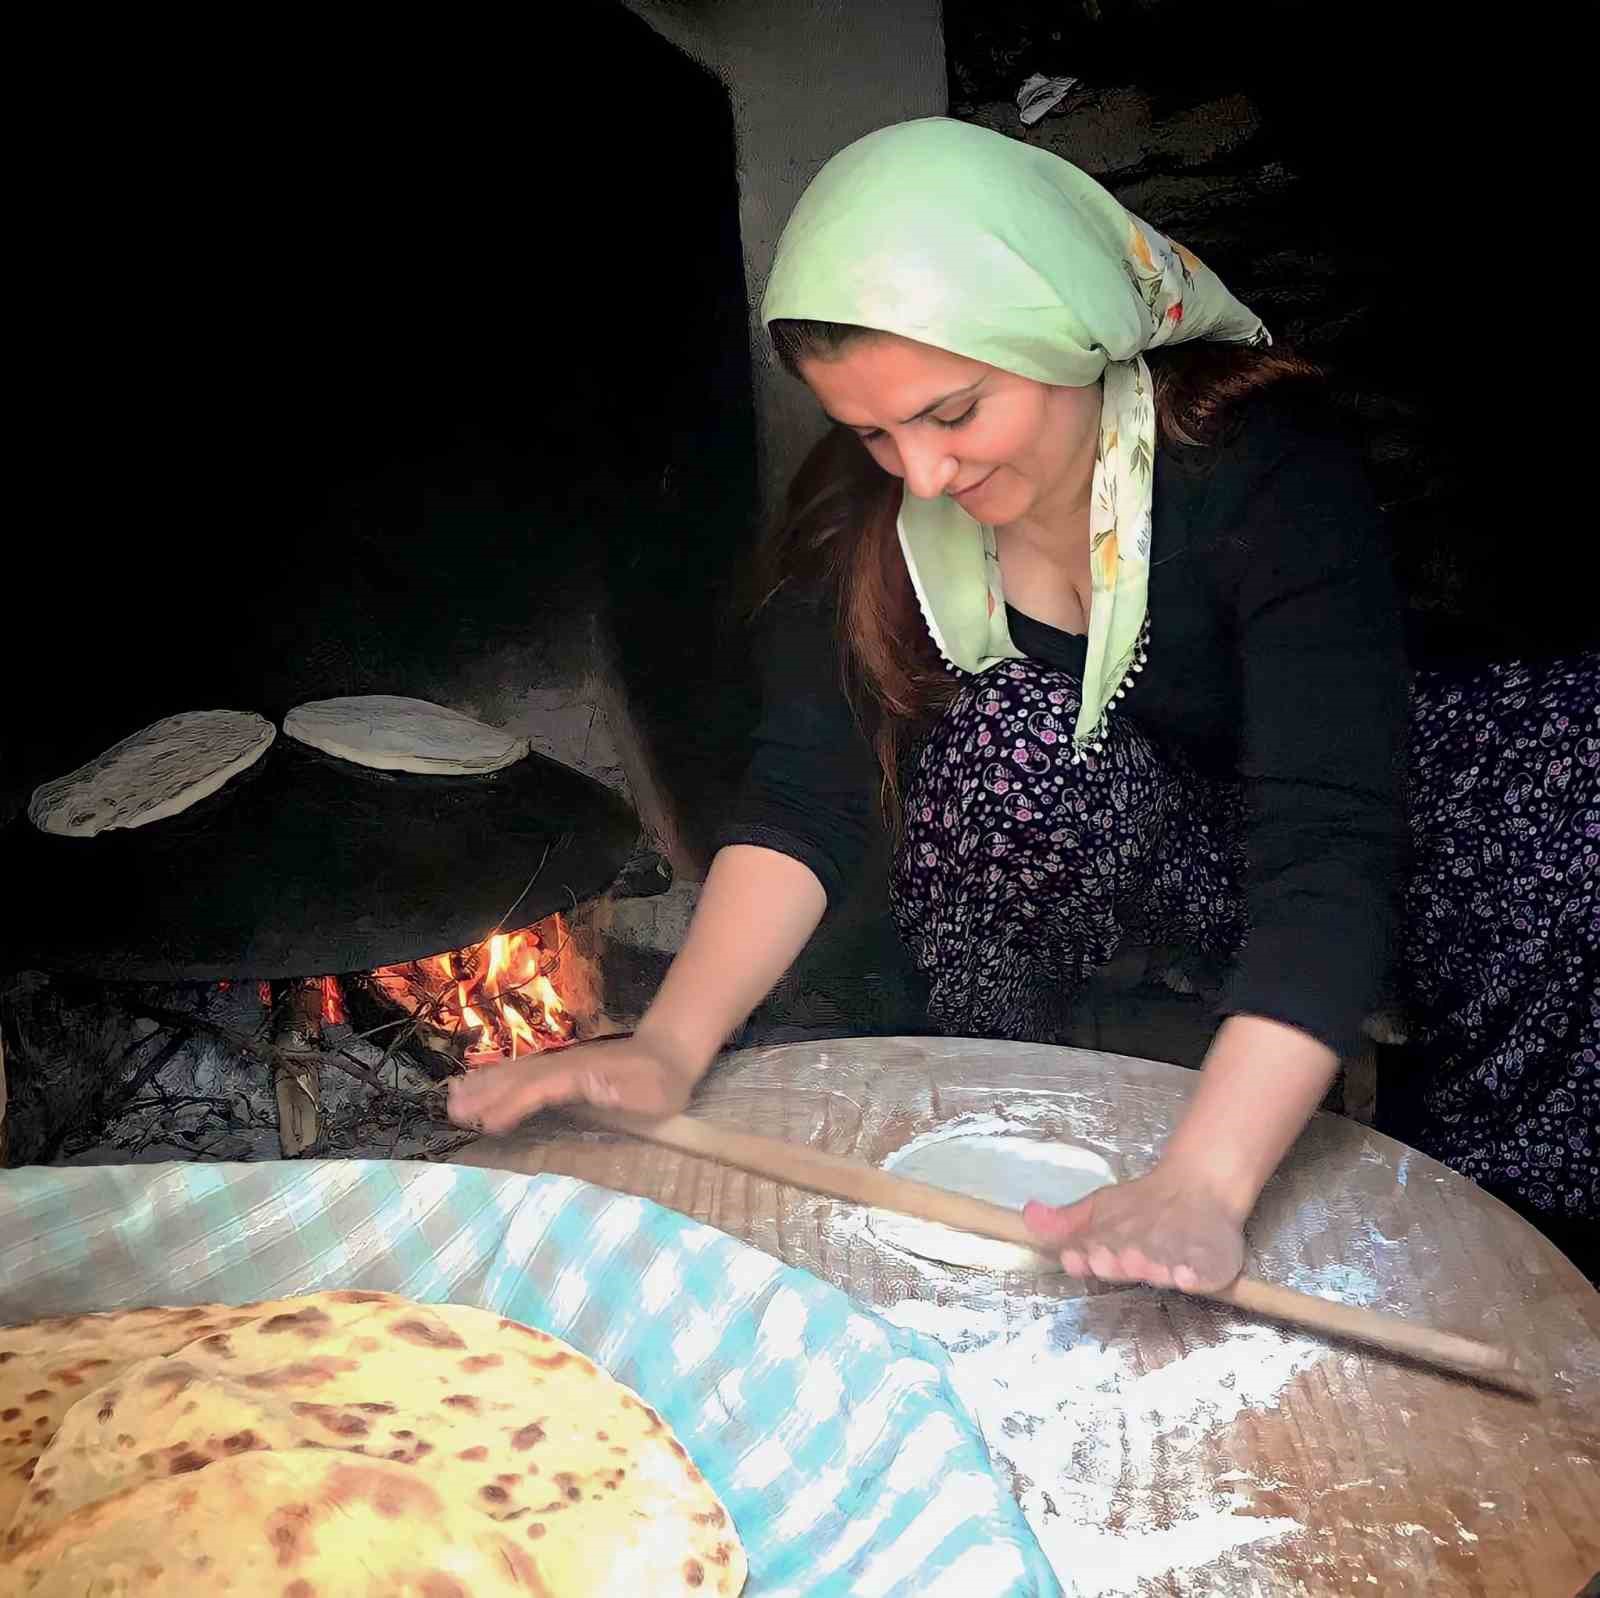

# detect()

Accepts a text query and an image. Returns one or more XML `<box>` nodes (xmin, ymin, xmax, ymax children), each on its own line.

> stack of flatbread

<box><xmin>0</xmin><ymin>1290</ymin><xmax>745</xmax><ymax>1596</ymax></box>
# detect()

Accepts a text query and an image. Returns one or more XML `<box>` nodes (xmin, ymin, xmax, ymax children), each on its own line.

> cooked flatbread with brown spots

<box><xmin>2</xmin><ymin>1451</ymin><xmax>552</xmax><ymax>1597</ymax></box>
<box><xmin>0</xmin><ymin>1292</ymin><xmax>368</xmax><ymax>1530</ymax></box>
<box><xmin>0</xmin><ymin>1293</ymin><xmax>745</xmax><ymax>1595</ymax></box>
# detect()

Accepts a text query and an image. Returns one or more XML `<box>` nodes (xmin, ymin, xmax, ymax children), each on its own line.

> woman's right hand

<box><xmin>446</xmin><ymin>1031</ymin><xmax>704</xmax><ymax>1137</ymax></box>
<box><xmin>447</xmin><ymin>847</ymin><xmax>826</xmax><ymax>1140</ymax></box>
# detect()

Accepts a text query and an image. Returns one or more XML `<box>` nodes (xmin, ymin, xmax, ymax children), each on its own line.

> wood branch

<box><xmin>115</xmin><ymin>1026</ymin><xmax>193</xmax><ymax>1114</ymax></box>
<box><xmin>419</xmin><ymin>1133</ymin><xmax>480</xmax><ymax>1162</ymax></box>
<box><xmin>120</xmin><ymin>1094</ymin><xmax>260</xmax><ymax>1115</ymax></box>
<box><xmin>270</xmin><ymin>978</ymin><xmax>324</xmax><ymax>1158</ymax></box>
<box><xmin>341</xmin><ymin>976</ymin><xmax>463</xmax><ymax>1084</ymax></box>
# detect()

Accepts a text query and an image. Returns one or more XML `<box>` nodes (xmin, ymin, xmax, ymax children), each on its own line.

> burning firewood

<box><xmin>269</xmin><ymin>978</ymin><xmax>325</xmax><ymax>1158</ymax></box>
<box><xmin>362</xmin><ymin>920</ymin><xmax>577</xmax><ymax>1066</ymax></box>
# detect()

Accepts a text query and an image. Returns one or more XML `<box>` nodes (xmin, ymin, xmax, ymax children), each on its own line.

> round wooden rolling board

<box><xmin>453</xmin><ymin>1036</ymin><xmax>1600</xmax><ymax>1596</ymax></box>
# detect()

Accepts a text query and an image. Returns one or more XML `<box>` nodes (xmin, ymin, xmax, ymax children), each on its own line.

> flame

<box><xmin>321</xmin><ymin>974</ymin><xmax>348</xmax><ymax>1026</ymax></box>
<box><xmin>368</xmin><ymin>916</ymin><xmax>574</xmax><ymax>1064</ymax></box>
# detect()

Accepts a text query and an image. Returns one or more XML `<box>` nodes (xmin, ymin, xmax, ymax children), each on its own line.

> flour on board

<box><xmin>881</xmin><ymin>1293</ymin><xmax>1320</xmax><ymax>1595</ymax></box>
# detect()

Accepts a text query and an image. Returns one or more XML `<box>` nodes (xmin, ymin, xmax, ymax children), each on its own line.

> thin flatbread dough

<box><xmin>1</xmin><ymin>1292</ymin><xmax>745</xmax><ymax>1597</ymax></box>
<box><xmin>27</xmin><ymin>710</ymin><xmax>275</xmax><ymax>837</ymax></box>
<box><xmin>284</xmin><ymin>695</ymin><xmax>529</xmax><ymax>775</ymax></box>
<box><xmin>869</xmin><ymin>1132</ymin><xmax>1115</xmax><ymax>1272</ymax></box>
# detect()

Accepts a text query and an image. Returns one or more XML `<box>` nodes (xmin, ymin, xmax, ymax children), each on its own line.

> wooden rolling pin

<box><xmin>576</xmin><ymin>1107</ymin><xmax>1531</xmax><ymax>1393</ymax></box>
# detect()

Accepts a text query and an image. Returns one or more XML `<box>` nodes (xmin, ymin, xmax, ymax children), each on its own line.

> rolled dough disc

<box><xmin>869</xmin><ymin>1131</ymin><xmax>1115</xmax><ymax>1272</ymax></box>
<box><xmin>283</xmin><ymin>694</ymin><xmax>530</xmax><ymax>774</ymax></box>
<box><xmin>27</xmin><ymin>710</ymin><xmax>276</xmax><ymax>838</ymax></box>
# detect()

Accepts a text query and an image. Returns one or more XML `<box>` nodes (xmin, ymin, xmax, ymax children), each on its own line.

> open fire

<box><xmin>366</xmin><ymin>921</ymin><xmax>576</xmax><ymax>1064</ymax></box>
<box><xmin>254</xmin><ymin>919</ymin><xmax>579</xmax><ymax>1066</ymax></box>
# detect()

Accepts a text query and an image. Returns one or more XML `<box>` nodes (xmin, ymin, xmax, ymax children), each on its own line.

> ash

<box><xmin>4</xmin><ymin>976</ymin><xmax>471</xmax><ymax>1168</ymax></box>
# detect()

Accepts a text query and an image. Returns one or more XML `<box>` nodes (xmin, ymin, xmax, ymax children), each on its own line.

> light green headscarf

<box><xmin>761</xmin><ymin>118</ymin><xmax>1268</xmax><ymax>756</ymax></box>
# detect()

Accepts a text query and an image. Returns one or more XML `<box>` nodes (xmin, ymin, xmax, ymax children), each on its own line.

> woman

<box><xmin>451</xmin><ymin>120</ymin><xmax>1597</xmax><ymax>1285</ymax></box>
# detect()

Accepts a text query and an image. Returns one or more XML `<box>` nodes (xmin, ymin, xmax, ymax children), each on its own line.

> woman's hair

<box><xmin>756</xmin><ymin>320</ymin><xmax>1322</xmax><ymax>814</ymax></box>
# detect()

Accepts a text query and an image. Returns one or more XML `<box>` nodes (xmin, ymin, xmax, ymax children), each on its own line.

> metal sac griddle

<box><xmin>1</xmin><ymin>737</ymin><xmax>638</xmax><ymax>982</ymax></box>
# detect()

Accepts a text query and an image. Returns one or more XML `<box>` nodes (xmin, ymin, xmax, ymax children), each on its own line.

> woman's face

<box><xmin>797</xmin><ymin>332</ymin><xmax>1101</xmax><ymax>527</ymax></box>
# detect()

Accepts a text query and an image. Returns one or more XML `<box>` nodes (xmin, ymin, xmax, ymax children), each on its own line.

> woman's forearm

<box><xmin>635</xmin><ymin>844</ymin><xmax>828</xmax><ymax>1076</ymax></box>
<box><xmin>1160</xmin><ymin>1014</ymin><xmax>1339</xmax><ymax>1219</ymax></box>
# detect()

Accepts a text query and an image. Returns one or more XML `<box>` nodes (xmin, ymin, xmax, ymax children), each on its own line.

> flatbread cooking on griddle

<box><xmin>0</xmin><ymin>1289</ymin><xmax>745</xmax><ymax>1596</ymax></box>
<box><xmin>283</xmin><ymin>695</ymin><xmax>530</xmax><ymax>775</ymax></box>
<box><xmin>26</xmin><ymin>710</ymin><xmax>275</xmax><ymax>837</ymax></box>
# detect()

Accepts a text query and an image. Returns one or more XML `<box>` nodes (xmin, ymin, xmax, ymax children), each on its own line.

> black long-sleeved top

<box><xmin>720</xmin><ymin>394</ymin><xmax>1410</xmax><ymax>1058</ymax></box>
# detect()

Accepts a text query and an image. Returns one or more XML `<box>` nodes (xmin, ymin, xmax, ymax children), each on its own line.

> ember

<box><xmin>366</xmin><ymin>921</ymin><xmax>575</xmax><ymax>1064</ymax></box>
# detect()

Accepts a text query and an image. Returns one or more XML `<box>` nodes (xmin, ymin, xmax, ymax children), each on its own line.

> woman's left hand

<box><xmin>1023</xmin><ymin>1015</ymin><xmax>1338</xmax><ymax>1293</ymax></box>
<box><xmin>1022</xmin><ymin>1157</ymin><xmax>1247</xmax><ymax>1293</ymax></box>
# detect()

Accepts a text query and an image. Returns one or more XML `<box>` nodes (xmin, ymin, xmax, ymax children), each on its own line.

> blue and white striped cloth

<box><xmin>0</xmin><ymin>1159</ymin><xmax>1061</xmax><ymax>1597</ymax></box>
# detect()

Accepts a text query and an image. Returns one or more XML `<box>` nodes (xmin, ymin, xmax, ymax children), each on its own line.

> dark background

<box><xmin>945</xmin><ymin>0</ymin><xmax>1589</xmax><ymax>661</ymax></box>
<box><xmin>3</xmin><ymin>7</ymin><xmax>757</xmax><ymax>857</ymax></box>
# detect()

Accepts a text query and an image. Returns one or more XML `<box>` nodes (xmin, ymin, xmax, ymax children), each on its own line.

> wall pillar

<box><xmin>621</xmin><ymin>0</ymin><xmax>947</xmax><ymax>514</ymax></box>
